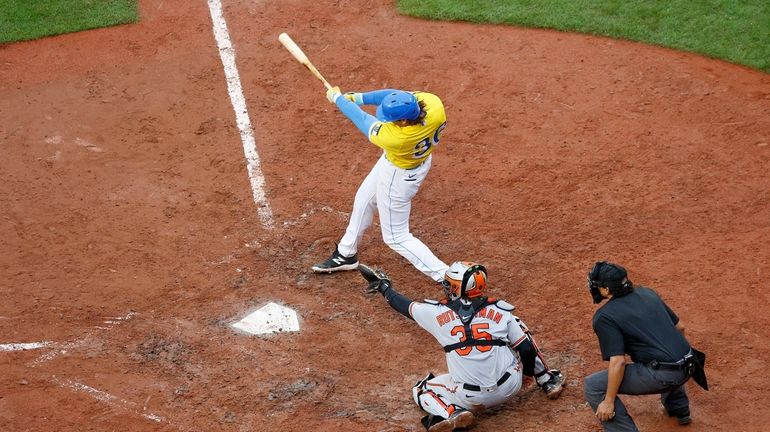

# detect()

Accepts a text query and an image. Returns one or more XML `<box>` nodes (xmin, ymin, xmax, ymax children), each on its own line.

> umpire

<box><xmin>584</xmin><ymin>261</ymin><xmax>707</xmax><ymax>431</ymax></box>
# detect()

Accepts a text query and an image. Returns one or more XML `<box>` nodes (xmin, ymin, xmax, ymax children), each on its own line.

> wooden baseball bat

<box><xmin>278</xmin><ymin>32</ymin><xmax>332</xmax><ymax>90</ymax></box>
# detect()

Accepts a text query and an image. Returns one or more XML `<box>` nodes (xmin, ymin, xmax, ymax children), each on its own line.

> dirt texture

<box><xmin>1</xmin><ymin>0</ymin><xmax>769</xmax><ymax>431</ymax></box>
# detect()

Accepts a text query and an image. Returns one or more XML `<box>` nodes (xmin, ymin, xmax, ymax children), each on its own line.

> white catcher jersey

<box><xmin>409</xmin><ymin>299</ymin><xmax>526</xmax><ymax>387</ymax></box>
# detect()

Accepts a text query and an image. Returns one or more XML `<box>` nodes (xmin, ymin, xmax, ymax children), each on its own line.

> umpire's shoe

<box><xmin>540</xmin><ymin>369</ymin><xmax>566</xmax><ymax>400</ymax></box>
<box><xmin>668</xmin><ymin>407</ymin><xmax>692</xmax><ymax>425</ymax></box>
<box><xmin>312</xmin><ymin>247</ymin><xmax>359</xmax><ymax>273</ymax></box>
<box><xmin>426</xmin><ymin>408</ymin><xmax>475</xmax><ymax>432</ymax></box>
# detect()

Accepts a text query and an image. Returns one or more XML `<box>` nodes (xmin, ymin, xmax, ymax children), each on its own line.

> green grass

<box><xmin>0</xmin><ymin>0</ymin><xmax>138</xmax><ymax>44</ymax></box>
<box><xmin>397</xmin><ymin>0</ymin><xmax>770</xmax><ymax>72</ymax></box>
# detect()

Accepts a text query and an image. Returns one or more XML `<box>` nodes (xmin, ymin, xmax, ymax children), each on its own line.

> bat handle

<box><xmin>317</xmin><ymin>77</ymin><xmax>332</xmax><ymax>90</ymax></box>
<box><xmin>304</xmin><ymin>63</ymin><xmax>333</xmax><ymax>90</ymax></box>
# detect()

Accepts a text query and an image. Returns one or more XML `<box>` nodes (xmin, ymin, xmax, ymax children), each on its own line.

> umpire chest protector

<box><xmin>440</xmin><ymin>297</ymin><xmax>508</xmax><ymax>353</ymax></box>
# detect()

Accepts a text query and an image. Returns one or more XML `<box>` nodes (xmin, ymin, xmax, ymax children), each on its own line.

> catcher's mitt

<box><xmin>358</xmin><ymin>264</ymin><xmax>391</xmax><ymax>294</ymax></box>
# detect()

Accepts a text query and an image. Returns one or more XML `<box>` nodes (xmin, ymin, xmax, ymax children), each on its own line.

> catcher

<box><xmin>359</xmin><ymin>261</ymin><xmax>566</xmax><ymax>432</ymax></box>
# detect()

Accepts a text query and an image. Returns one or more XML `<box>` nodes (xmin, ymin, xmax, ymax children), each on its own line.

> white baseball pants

<box><xmin>413</xmin><ymin>367</ymin><xmax>523</xmax><ymax>417</ymax></box>
<box><xmin>337</xmin><ymin>153</ymin><xmax>448</xmax><ymax>282</ymax></box>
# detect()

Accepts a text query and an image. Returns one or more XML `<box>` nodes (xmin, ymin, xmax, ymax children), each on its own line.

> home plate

<box><xmin>231</xmin><ymin>302</ymin><xmax>300</xmax><ymax>335</ymax></box>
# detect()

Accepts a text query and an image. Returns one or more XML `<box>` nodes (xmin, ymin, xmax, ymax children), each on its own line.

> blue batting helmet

<box><xmin>375</xmin><ymin>91</ymin><xmax>420</xmax><ymax>122</ymax></box>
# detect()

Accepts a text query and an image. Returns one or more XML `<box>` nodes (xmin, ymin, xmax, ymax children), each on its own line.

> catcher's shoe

<box><xmin>312</xmin><ymin>248</ymin><xmax>359</xmax><ymax>273</ymax></box>
<box><xmin>540</xmin><ymin>369</ymin><xmax>566</xmax><ymax>400</ymax></box>
<box><xmin>427</xmin><ymin>408</ymin><xmax>475</xmax><ymax>432</ymax></box>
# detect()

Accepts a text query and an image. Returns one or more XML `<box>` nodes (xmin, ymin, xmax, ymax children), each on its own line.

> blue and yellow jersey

<box><xmin>334</xmin><ymin>89</ymin><xmax>447</xmax><ymax>169</ymax></box>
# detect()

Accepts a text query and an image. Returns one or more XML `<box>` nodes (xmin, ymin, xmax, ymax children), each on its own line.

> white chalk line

<box><xmin>0</xmin><ymin>341</ymin><xmax>54</xmax><ymax>352</ymax></box>
<box><xmin>1</xmin><ymin>313</ymin><xmax>137</xmax><ymax>357</ymax></box>
<box><xmin>9</xmin><ymin>313</ymin><xmax>168</xmax><ymax>424</ymax></box>
<box><xmin>30</xmin><ymin>312</ymin><xmax>138</xmax><ymax>366</ymax></box>
<box><xmin>207</xmin><ymin>0</ymin><xmax>274</xmax><ymax>229</ymax></box>
<box><xmin>3</xmin><ymin>315</ymin><xmax>164</xmax><ymax>422</ymax></box>
<box><xmin>54</xmin><ymin>378</ymin><xmax>165</xmax><ymax>423</ymax></box>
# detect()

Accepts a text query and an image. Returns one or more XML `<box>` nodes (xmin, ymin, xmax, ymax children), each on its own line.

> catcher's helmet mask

<box><xmin>443</xmin><ymin>261</ymin><xmax>488</xmax><ymax>301</ymax></box>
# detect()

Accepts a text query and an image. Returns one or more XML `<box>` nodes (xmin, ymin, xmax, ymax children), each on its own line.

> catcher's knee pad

<box><xmin>412</xmin><ymin>372</ymin><xmax>435</xmax><ymax>405</ymax></box>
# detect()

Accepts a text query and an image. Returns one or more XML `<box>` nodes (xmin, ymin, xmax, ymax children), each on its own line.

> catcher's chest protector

<box><xmin>442</xmin><ymin>298</ymin><xmax>507</xmax><ymax>353</ymax></box>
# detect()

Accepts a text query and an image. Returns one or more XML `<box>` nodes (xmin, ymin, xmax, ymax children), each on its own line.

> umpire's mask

<box><xmin>587</xmin><ymin>261</ymin><xmax>630</xmax><ymax>303</ymax></box>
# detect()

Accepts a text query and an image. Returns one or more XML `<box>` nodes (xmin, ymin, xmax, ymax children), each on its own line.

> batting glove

<box><xmin>326</xmin><ymin>86</ymin><xmax>342</xmax><ymax>103</ymax></box>
<box><xmin>343</xmin><ymin>92</ymin><xmax>362</xmax><ymax>104</ymax></box>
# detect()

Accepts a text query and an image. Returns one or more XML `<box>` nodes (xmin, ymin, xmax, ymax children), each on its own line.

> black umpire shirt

<box><xmin>592</xmin><ymin>286</ymin><xmax>691</xmax><ymax>364</ymax></box>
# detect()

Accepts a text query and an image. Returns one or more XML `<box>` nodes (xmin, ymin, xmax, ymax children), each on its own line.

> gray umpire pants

<box><xmin>584</xmin><ymin>362</ymin><xmax>690</xmax><ymax>432</ymax></box>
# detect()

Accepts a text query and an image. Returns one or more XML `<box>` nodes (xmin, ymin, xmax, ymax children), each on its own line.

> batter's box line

<box><xmin>52</xmin><ymin>377</ymin><xmax>167</xmax><ymax>425</ymax></box>
<box><xmin>0</xmin><ymin>341</ymin><xmax>55</xmax><ymax>352</ymax></box>
<box><xmin>29</xmin><ymin>311</ymin><xmax>138</xmax><ymax>367</ymax></box>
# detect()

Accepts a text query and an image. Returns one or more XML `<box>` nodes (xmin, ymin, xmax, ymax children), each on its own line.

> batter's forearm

<box><xmin>361</xmin><ymin>89</ymin><xmax>398</xmax><ymax>106</ymax></box>
<box><xmin>335</xmin><ymin>97</ymin><xmax>377</xmax><ymax>136</ymax></box>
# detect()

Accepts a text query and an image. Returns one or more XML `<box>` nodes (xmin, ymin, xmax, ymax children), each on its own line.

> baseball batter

<box><xmin>360</xmin><ymin>261</ymin><xmax>567</xmax><ymax>431</ymax></box>
<box><xmin>312</xmin><ymin>87</ymin><xmax>449</xmax><ymax>282</ymax></box>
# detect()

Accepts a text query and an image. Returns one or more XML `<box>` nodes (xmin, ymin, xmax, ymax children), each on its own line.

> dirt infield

<box><xmin>1</xmin><ymin>0</ymin><xmax>769</xmax><ymax>431</ymax></box>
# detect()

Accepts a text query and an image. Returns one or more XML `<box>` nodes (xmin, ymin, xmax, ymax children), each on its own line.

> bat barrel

<box><xmin>279</xmin><ymin>32</ymin><xmax>333</xmax><ymax>90</ymax></box>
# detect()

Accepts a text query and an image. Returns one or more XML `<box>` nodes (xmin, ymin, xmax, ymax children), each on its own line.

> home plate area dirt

<box><xmin>1</xmin><ymin>0</ymin><xmax>769</xmax><ymax>431</ymax></box>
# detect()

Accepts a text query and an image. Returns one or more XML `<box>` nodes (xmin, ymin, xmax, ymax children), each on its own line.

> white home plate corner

<box><xmin>231</xmin><ymin>302</ymin><xmax>300</xmax><ymax>335</ymax></box>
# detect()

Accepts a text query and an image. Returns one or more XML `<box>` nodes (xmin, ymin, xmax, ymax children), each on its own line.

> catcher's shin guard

<box><xmin>414</xmin><ymin>373</ymin><xmax>435</xmax><ymax>387</ymax></box>
<box><xmin>412</xmin><ymin>373</ymin><xmax>434</xmax><ymax>407</ymax></box>
<box><xmin>412</xmin><ymin>373</ymin><xmax>456</xmax><ymax>419</ymax></box>
<box><xmin>414</xmin><ymin>389</ymin><xmax>456</xmax><ymax>419</ymax></box>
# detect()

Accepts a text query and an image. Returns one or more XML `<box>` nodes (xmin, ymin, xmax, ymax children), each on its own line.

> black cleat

<box><xmin>428</xmin><ymin>408</ymin><xmax>475</xmax><ymax>432</ymax></box>
<box><xmin>668</xmin><ymin>407</ymin><xmax>692</xmax><ymax>425</ymax></box>
<box><xmin>540</xmin><ymin>369</ymin><xmax>566</xmax><ymax>400</ymax></box>
<box><xmin>312</xmin><ymin>248</ymin><xmax>359</xmax><ymax>273</ymax></box>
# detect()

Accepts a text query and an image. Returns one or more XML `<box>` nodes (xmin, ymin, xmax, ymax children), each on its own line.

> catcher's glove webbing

<box><xmin>358</xmin><ymin>264</ymin><xmax>391</xmax><ymax>294</ymax></box>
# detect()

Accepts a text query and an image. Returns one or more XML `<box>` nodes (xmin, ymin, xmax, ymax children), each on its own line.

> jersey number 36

<box><xmin>413</xmin><ymin>121</ymin><xmax>446</xmax><ymax>158</ymax></box>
